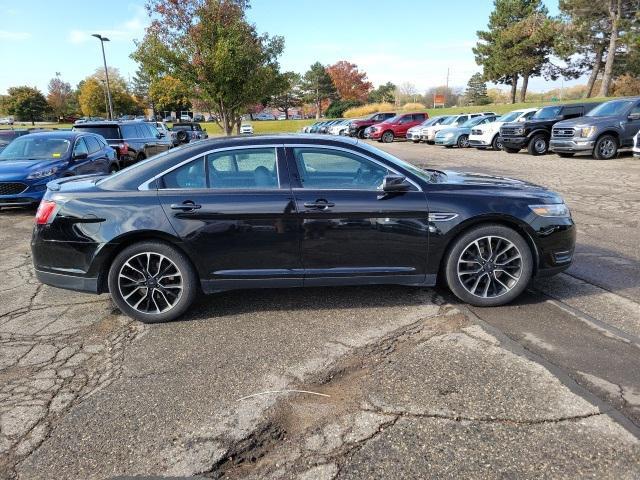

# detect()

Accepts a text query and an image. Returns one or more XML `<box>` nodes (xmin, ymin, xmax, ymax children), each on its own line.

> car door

<box><xmin>156</xmin><ymin>145</ymin><xmax>302</xmax><ymax>291</ymax></box>
<box><xmin>285</xmin><ymin>145</ymin><xmax>430</xmax><ymax>286</ymax></box>
<box><xmin>623</xmin><ymin>101</ymin><xmax>640</xmax><ymax>146</ymax></box>
<box><xmin>70</xmin><ymin>137</ymin><xmax>92</xmax><ymax>174</ymax></box>
<box><xmin>84</xmin><ymin>136</ymin><xmax>108</xmax><ymax>173</ymax></box>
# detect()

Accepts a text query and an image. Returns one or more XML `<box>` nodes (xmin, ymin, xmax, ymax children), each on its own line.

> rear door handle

<box><xmin>170</xmin><ymin>201</ymin><xmax>201</xmax><ymax>212</ymax></box>
<box><xmin>303</xmin><ymin>201</ymin><xmax>335</xmax><ymax>210</ymax></box>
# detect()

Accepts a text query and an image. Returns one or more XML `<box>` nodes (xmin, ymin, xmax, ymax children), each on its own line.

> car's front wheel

<box><xmin>491</xmin><ymin>135</ymin><xmax>503</xmax><ymax>151</ymax></box>
<box><xmin>444</xmin><ymin>224</ymin><xmax>533</xmax><ymax>307</ymax></box>
<box><xmin>381</xmin><ymin>131</ymin><xmax>394</xmax><ymax>143</ymax></box>
<box><xmin>593</xmin><ymin>134</ymin><xmax>618</xmax><ymax>160</ymax></box>
<box><xmin>527</xmin><ymin>134</ymin><xmax>549</xmax><ymax>155</ymax></box>
<box><xmin>457</xmin><ymin>134</ymin><xmax>470</xmax><ymax>148</ymax></box>
<box><xmin>108</xmin><ymin>241</ymin><xmax>199</xmax><ymax>323</ymax></box>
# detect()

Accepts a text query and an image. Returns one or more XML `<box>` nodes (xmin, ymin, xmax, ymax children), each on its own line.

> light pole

<box><xmin>92</xmin><ymin>34</ymin><xmax>114</xmax><ymax>120</ymax></box>
<box><xmin>99</xmin><ymin>80</ymin><xmax>109</xmax><ymax>118</ymax></box>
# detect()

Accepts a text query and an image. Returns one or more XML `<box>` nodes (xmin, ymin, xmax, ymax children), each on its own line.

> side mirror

<box><xmin>157</xmin><ymin>132</ymin><xmax>165</xmax><ymax>138</ymax></box>
<box><xmin>628</xmin><ymin>113</ymin><xmax>640</xmax><ymax>121</ymax></box>
<box><xmin>382</xmin><ymin>174</ymin><xmax>411</xmax><ymax>193</ymax></box>
<box><xmin>73</xmin><ymin>152</ymin><xmax>88</xmax><ymax>160</ymax></box>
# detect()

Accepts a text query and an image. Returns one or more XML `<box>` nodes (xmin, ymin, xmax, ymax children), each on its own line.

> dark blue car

<box><xmin>0</xmin><ymin>131</ymin><xmax>116</xmax><ymax>208</ymax></box>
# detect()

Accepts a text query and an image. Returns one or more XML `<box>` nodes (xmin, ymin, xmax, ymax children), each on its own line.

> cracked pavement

<box><xmin>1</xmin><ymin>146</ymin><xmax>640</xmax><ymax>479</ymax></box>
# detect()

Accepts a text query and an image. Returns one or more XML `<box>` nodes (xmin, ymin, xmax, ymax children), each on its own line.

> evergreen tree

<box><xmin>301</xmin><ymin>62</ymin><xmax>337</xmax><ymax>119</ymax></box>
<box><xmin>465</xmin><ymin>73</ymin><xmax>491</xmax><ymax>105</ymax></box>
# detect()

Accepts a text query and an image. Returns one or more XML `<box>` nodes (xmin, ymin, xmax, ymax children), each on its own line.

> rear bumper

<box><xmin>550</xmin><ymin>139</ymin><xmax>594</xmax><ymax>153</ymax></box>
<box><xmin>34</xmin><ymin>269</ymin><xmax>99</xmax><ymax>294</ymax></box>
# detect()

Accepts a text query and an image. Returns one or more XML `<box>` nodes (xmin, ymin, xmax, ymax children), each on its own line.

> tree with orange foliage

<box><xmin>326</xmin><ymin>61</ymin><xmax>373</xmax><ymax>102</ymax></box>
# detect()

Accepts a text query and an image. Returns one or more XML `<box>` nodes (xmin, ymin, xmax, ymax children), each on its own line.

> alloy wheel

<box><xmin>456</xmin><ymin>236</ymin><xmax>523</xmax><ymax>298</ymax></box>
<box><xmin>534</xmin><ymin>138</ymin><xmax>547</xmax><ymax>153</ymax></box>
<box><xmin>598</xmin><ymin>139</ymin><xmax>616</xmax><ymax>159</ymax></box>
<box><xmin>118</xmin><ymin>252</ymin><xmax>183</xmax><ymax>314</ymax></box>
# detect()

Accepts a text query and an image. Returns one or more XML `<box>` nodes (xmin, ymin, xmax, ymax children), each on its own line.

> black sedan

<box><xmin>31</xmin><ymin>135</ymin><xmax>575</xmax><ymax>323</ymax></box>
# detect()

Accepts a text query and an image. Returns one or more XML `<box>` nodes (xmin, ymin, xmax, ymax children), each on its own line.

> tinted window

<box><xmin>586</xmin><ymin>100</ymin><xmax>634</xmax><ymax>117</ymax></box>
<box><xmin>85</xmin><ymin>136</ymin><xmax>101</xmax><ymax>154</ymax></box>
<box><xmin>148</xmin><ymin>125</ymin><xmax>160</xmax><ymax>137</ymax></box>
<box><xmin>383</xmin><ymin>113</ymin><xmax>395</xmax><ymax>119</ymax></box>
<box><xmin>630</xmin><ymin>103</ymin><xmax>640</xmax><ymax>116</ymax></box>
<box><xmin>293</xmin><ymin>147</ymin><xmax>389</xmax><ymax>190</ymax></box>
<box><xmin>0</xmin><ymin>137</ymin><xmax>71</xmax><ymax>160</ymax></box>
<box><xmin>162</xmin><ymin>158</ymin><xmax>206</xmax><ymax>189</ymax></box>
<box><xmin>135</xmin><ymin>124</ymin><xmax>149</xmax><ymax>138</ymax></box>
<box><xmin>120</xmin><ymin>124</ymin><xmax>139</xmax><ymax>139</ymax></box>
<box><xmin>73</xmin><ymin>125</ymin><xmax>120</xmax><ymax>140</ymax></box>
<box><xmin>73</xmin><ymin>138</ymin><xmax>89</xmax><ymax>156</ymax></box>
<box><xmin>413</xmin><ymin>113</ymin><xmax>426</xmax><ymax>121</ymax></box>
<box><xmin>207</xmin><ymin>148</ymin><xmax>278</xmax><ymax>189</ymax></box>
<box><xmin>562</xmin><ymin>106</ymin><xmax>583</xmax><ymax>117</ymax></box>
<box><xmin>533</xmin><ymin>106</ymin><xmax>562</xmax><ymax>119</ymax></box>
<box><xmin>523</xmin><ymin>110</ymin><xmax>536</xmax><ymax>120</ymax></box>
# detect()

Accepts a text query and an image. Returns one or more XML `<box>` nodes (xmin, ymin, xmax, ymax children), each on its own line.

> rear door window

<box><xmin>73</xmin><ymin>137</ymin><xmax>89</xmax><ymax>157</ymax></box>
<box><xmin>120</xmin><ymin>124</ymin><xmax>139</xmax><ymax>139</ymax></box>
<box><xmin>85</xmin><ymin>136</ymin><xmax>101</xmax><ymax>154</ymax></box>
<box><xmin>413</xmin><ymin>114</ymin><xmax>426</xmax><ymax>121</ymax></box>
<box><xmin>562</xmin><ymin>106</ymin><xmax>583</xmax><ymax>118</ymax></box>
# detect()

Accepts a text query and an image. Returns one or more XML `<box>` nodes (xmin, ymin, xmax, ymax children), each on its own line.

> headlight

<box><xmin>578</xmin><ymin>126</ymin><xmax>596</xmax><ymax>138</ymax></box>
<box><xmin>514</xmin><ymin>127</ymin><xmax>524</xmax><ymax>135</ymax></box>
<box><xmin>529</xmin><ymin>203</ymin><xmax>570</xmax><ymax>217</ymax></box>
<box><xmin>444</xmin><ymin>132</ymin><xmax>454</xmax><ymax>138</ymax></box>
<box><xmin>27</xmin><ymin>167</ymin><xmax>59</xmax><ymax>179</ymax></box>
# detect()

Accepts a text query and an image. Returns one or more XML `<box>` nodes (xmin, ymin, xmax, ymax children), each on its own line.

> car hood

<box><xmin>437</xmin><ymin>170</ymin><xmax>557</xmax><ymax>195</ymax></box>
<box><xmin>0</xmin><ymin>159</ymin><xmax>65</xmax><ymax>179</ymax></box>
<box><xmin>553</xmin><ymin>116</ymin><xmax>618</xmax><ymax>128</ymax></box>
<box><xmin>437</xmin><ymin>127</ymin><xmax>469</xmax><ymax>136</ymax></box>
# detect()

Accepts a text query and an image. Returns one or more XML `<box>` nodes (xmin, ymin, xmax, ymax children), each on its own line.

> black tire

<box><xmin>381</xmin><ymin>131</ymin><xmax>394</xmax><ymax>143</ymax></box>
<box><xmin>503</xmin><ymin>147</ymin><xmax>520</xmax><ymax>153</ymax></box>
<box><xmin>444</xmin><ymin>224</ymin><xmax>533</xmax><ymax>307</ymax></box>
<box><xmin>107</xmin><ymin>241</ymin><xmax>199</xmax><ymax>323</ymax></box>
<box><xmin>136</xmin><ymin>153</ymin><xmax>146</xmax><ymax>163</ymax></box>
<box><xmin>412</xmin><ymin>139</ymin><xmax>420</xmax><ymax>144</ymax></box>
<box><xmin>426</xmin><ymin>141</ymin><xmax>435</xmax><ymax>145</ymax></box>
<box><xmin>357</xmin><ymin>129</ymin><xmax>366</xmax><ymax>139</ymax></box>
<box><xmin>109</xmin><ymin>163</ymin><xmax>119</xmax><ymax>174</ymax></box>
<box><xmin>491</xmin><ymin>135</ymin><xmax>503</xmax><ymax>151</ymax></box>
<box><xmin>457</xmin><ymin>134</ymin><xmax>470</xmax><ymax>148</ymax></box>
<box><xmin>176</xmin><ymin>130</ymin><xmax>188</xmax><ymax>143</ymax></box>
<box><xmin>593</xmin><ymin>134</ymin><xmax>618</xmax><ymax>160</ymax></box>
<box><xmin>527</xmin><ymin>134</ymin><xmax>549</xmax><ymax>155</ymax></box>
<box><xmin>557</xmin><ymin>153</ymin><xmax>575</xmax><ymax>158</ymax></box>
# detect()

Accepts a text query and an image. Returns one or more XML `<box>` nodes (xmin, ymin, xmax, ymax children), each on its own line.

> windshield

<box><xmin>586</xmin><ymin>100</ymin><xmax>633</xmax><ymax>117</ymax></box>
<box><xmin>461</xmin><ymin>116</ymin><xmax>487</xmax><ymax>128</ymax></box>
<box><xmin>533</xmin><ymin>106</ymin><xmax>562</xmax><ymax>120</ymax></box>
<box><xmin>441</xmin><ymin>116</ymin><xmax>458</xmax><ymax>125</ymax></box>
<box><xmin>497</xmin><ymin>111</ymin><xmax>523</xmax><ymax>123</ymax></box>
<box><xmin>0</xmin><ymin>137</ymin><xmax>70</xmax><ymax>160</ymax></box>
<box><xmin>358</xmin><ymin>142</ymin><xmax>433</xmax><ymax>183</ymax></box>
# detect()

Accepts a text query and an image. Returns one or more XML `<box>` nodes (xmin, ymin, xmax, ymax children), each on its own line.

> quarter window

<box><xmin>292</xmin><ymin>147</ymin><xmax>389</xmax><ymax>190</ymax></box>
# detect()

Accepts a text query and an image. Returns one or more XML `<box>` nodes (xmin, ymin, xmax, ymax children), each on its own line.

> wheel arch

<box><xmin>526</xmin><ymin>129</ymin><xmax>550</xmax><ymax>140</ymax></box>
<box><xmin>595</xmin><ymin>130</ymin><xmax>620</xmax><ymax>143</ymax></box>
<box><xmin>436</xmin><ymin>215</ymin><xmax>540</xmax><ymax>283</ymax></box>
<box><xmin>96</xmin><ymin>230</ymin><xmax>199</xmax><ymax>294</ymax></box>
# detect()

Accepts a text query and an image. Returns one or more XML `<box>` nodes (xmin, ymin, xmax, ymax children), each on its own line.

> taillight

<box><xmin>35</xmin><ymin>200</ymin><xmax>57</xmax><ymax>225</ymax></box>
<box><xmin>118</xmin><ymin>142</ymin><xmax>129</xmax><ymax>155</ymax></box>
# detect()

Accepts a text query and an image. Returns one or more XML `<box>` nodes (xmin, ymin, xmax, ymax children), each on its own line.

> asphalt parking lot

<box><xmin>1</xmin><ymin>143</ymin><xmax>639</xmax><ymax>479</ymax></box>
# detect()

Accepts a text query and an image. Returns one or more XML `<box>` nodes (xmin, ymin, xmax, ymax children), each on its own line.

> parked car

<box><xmin>240</xmin><ymin>123</ymin><xmax>254</xmax><ymax>135</ymax></box>
<box><xmin>0</xmin><ymin>117</ymin><xmax>14</xmax><ymax>125</ymax></box>
<box><xmin>179</xmin><ymin>113</ymin><xmax>192</xmax><ymax>122</ymax></box>
<box><xmin>171</xmin><ymin>122</ymin><xmax>208</xmax><ymax>144</ymax></box>
<box><xmin>348</xmin><ymin>112</ymin><xmax>396</xmax><ymax>138</ymax></box>
<box><xmin>549</xmin><ymin>97</ymin><xmax>640</xmax><ymax>159</ymax></box>
<box><xmin>206</xmin><ymin>115</ymin><xmax>216</xmax><ymax>122</ymax></box>
<box><xmin>0</xmin><ymin>131</ymin><xmax>115</xmax><ymax>208</ymax></box>
<box><xmin>163</xmin><ymin>116</ymin><xmax>175</xmax><ymax>123</ymax></box>
<box><xmin>277</xmin><ymin>114</ymin><xmax>287</xmax><ymax>121</ymax></box>
<box><xmin>31</xmin><ymin>135</ymin><xmax>575</xmax><ymax>323</ymax></box>
<box><xmin>500</xmin><ymin>102</ymin><xmax>600</xmax><ymax>155</ymax></box>
<box><xmin>421</xmin><ymin>114</ymin><xmax>484</xmax><ymax>144</ymax></box>
<box><xmin>0</xmin><ymin>129</ymin><xmax>48</xmax><ymax>147</ymax></box>
<box><xmin>634</xmin><ymin>130</ymin><xmax>640</xmax><ymax>158</ymax></box>
<box><xmin>327</xmin><ymin>120</ymin><xmax>350</xmax><ymax>135</ymax></box>
<box><xmin>318</xmin><ymin>120</ymin><xmax>342</xmax><ymax>134</ymax></box>
<box><xmin>73</xmin><ymin>121</ymin><xmax>172</xmax><ymax>171</ymax></box>
<box><xmin>469</xmin><ymin>109</ymin><xmax>538</xmax><ymax>150</ymax></box>
<box><xmin>406</xmin><ymin>116</ymin><xmax>450</xmax><ymax>143</ymax></box>
<box><xmin>369</xmin><ymin>113</ymin><xmax>429</xmax><ymax>143</ymax></box>
<box><xmin>147</xmin><ymin>121</ymin><xmax>178</xmax><ymax>147</ymax></box>
<box><xmin>435</xmin><ymin>115</ymin><xmax>499</xmax><ymax>148</ymax></box>
<box><xmin>193</xmin><ymin>114</ymin><xmax>205</xmax><ymax>122</ymax></box>
<box><xmin>254</xmin><ymin>112</ymin><xmax>276</xmax><ymax>121</ymax></box>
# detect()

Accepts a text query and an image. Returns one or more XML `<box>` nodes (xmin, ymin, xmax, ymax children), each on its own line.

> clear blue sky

<box><xmin>0</xmin><ymin>0</ymin><xmax>577</xmax><ymax>96</ymax></box>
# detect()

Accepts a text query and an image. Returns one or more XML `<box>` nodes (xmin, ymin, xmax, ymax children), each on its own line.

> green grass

<box><xmin>199</xmin><ymin>119</ymin><xmax>316</xmax><ymax>136</ymax></box>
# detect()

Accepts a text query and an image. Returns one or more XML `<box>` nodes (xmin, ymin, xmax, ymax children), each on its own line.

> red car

<box><xmin>368</xmin><ymin>113</ymin><xmax>429</xmax><ymax>143</ymax></box>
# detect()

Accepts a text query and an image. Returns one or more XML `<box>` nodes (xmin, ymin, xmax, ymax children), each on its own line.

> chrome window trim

<box><xmin>138</xmin><ymin>144</ymin><xmax>284</xmax><ymax>191</ymax></box>
<box><xmin>284</xmin><ymin>143</ymin><xmax>423</xmax><ymax>192</ymax></box>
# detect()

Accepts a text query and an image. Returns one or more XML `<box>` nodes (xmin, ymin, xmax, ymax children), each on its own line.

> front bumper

<box><xmin>435</xmin><ymin>136</ymin><xmax>456</xmax><ymax>146</ymax></box>
<box><xmin>530</xmin><ymin>216</ymin><xmax>576</xmax><ymax>277</ymax></box>
<box><xmin>550</xmin><ymin>139</ymin><xmax>595</xmax><ymax>153</ymax></box>
<box><xmin>501</xmin><ymin>136</ymin><xmax>528</xmax><ymax>149</ymax></box>
<box><xmin>469</xmin><ymin>135</ymin><xmax>492</xmax><ymax>147</ymax></box>
<box><xmin>0</xmin><ymin>181</ymin><xmax>47</xmax><ymax>207</ymax></box>
<box><xmin>406</xmin><ymin>132</ymin><xmax>421</xmax><ymax>141</ymax></box>
<box><xmin>368</xmin><ymin>130</ymin><xmax>382</xmax><ymax>140</ymax></box>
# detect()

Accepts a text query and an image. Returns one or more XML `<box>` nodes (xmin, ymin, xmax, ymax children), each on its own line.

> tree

<box><xmin>78</xmin><ymin>78</ymin><xmax>110</xmax><ymax>117</ymax></box>
<box><xmin>6</xmin><ymin>86</ymin><xmax>49</xmax><ymax>125</ymax></box>
<box><xmin>131</xmin><ymin>66</ymin><xmax>155</xmax><ymax>116</ymax></box>
<box><xmin>368</xmin><ymin>82</ymin><xmax>396</xmax><ymax>103</ymax></box>
<box><xmin>465</xmin><ymin>73</ymin><xmax>491</xmax><ymax>105</ymax></box>
<box><xmin>395</xmin><ymin>82</ymin><xmax>418</xmax><ymax>104</ymax></box>
<box><xmin>132</xmin><ymin>0</ymin><xmax>285</xmax><ymax>135</ymax></box>
<box><xmin>474</xmin><ymin>0</ymin><xmax>555</xmax><ymax>103</ymax></box>
<box><xmin>599</xmin><ymin>0</ymin><xmax>638</xmax><ymax>96</ymax></box>
<box><xmin>47</xmin><ymin>75</ymin><xmax>74</xmax><ymax>120</ymax></box>
<box><xmin>268</xmin><ymin>71</ymin><xmax>302</xmax><ymax>119</ymax></box>
<box><xmin>78</xmin><ymin>69</ymin><xmax>140</xmax><ymax>117</ymax></box>
<box><xmin>326</xmin><ymin>61</ymin><xmax>372</xmax><ymax>102</ymax></box>
<box><xmin>325</xmin><ymin>99</ymin><xmax>362</xmax><ymax>118</ymax></box>
<box><xmin>149</xmin><ymin>75</ymin><xmax>192</xmax><ymax>115</ymax></box>
<box><xmin>301</xmin><ymin>62</ymin><xmax>337</xmax><ymax>119</ymax></box>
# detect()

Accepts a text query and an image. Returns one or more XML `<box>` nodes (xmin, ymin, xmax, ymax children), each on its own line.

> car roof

<box><xmin>10</xmin><ymin>131</ymin><xmax>84</xmax><ymax>140</ymax></box>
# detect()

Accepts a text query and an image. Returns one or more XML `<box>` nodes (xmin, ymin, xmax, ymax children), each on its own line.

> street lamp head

<box><xmin>91</xmin><ymin>34</ymin><xmax>110</xmax><ymax>42</ymax></box>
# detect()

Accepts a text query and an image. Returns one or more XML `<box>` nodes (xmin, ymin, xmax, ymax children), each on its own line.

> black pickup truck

<box><xmin>500</xmin><ymin>102</ymin><xmax>600</xmax><ymax>155</ymax></box>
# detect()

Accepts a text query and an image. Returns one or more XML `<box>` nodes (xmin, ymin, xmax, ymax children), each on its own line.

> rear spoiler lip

<box><xmin>46</xmin><ymin>174</ymin><xmax>107</xmax><ymax>191</ymax></box>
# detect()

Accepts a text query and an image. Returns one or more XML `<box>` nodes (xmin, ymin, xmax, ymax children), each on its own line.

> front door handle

<box><xmin>303</xmin><ymin>200</ymin><xmax>335</xmax><ymax>210</ymax></box>
<box><xmin>170</xmin><ymin>201</ymin><xmax>202</xmax><ymax>212</ymax></box>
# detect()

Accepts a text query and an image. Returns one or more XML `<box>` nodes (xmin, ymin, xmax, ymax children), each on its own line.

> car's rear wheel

<box><xmin>593</xmin><ymin>134</ymin><xmax>618</xmax><ymax>160</ymax></box>
<box><xmin>444</xmin><ymin>224</ymin><xmax>533</xmax><ymax>307</ymax></box>
<box><xmin>527</xmin><ymin>134</ymin><xmax>549</xmax><ymax>155</ymax></box>
<box><xmin>457</xmin><ymin>134</ymin><xmax>470</xmax><ymax>148</ymax></box>
<box><xmin>381</xmin><ymin>131</ymin><xmax>394</xmax><ymax>143</ymax></box>
<box><xmin>108</xmin><ymin>241</ymin><xmax>198</xmax><ymax>323</ymax></box>
<box><xmin>491</xmin><ymin>135</ymin><xmax>503</xmax><ymax>151</ymax></box>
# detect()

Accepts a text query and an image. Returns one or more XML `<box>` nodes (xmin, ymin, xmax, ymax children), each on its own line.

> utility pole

<box><xmin>445</xmin><ymin>67</ymin><xmax>450</xmax><ymax>106</ymax></box>
<box><xmin>92</xmin><ymin>34</ymin><xmax>114</xmax><ymax>120</ymax></box>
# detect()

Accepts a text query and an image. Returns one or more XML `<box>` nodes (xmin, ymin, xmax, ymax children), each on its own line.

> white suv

<box><xmin>468</xmin><ymin>108</ymin><xmax>538</xmax><ymax>150</ymax></box>
<box><xmin>633</xmin><ymin>130</ymin><xmax>640</xmax><ymax>158</ymax></box>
